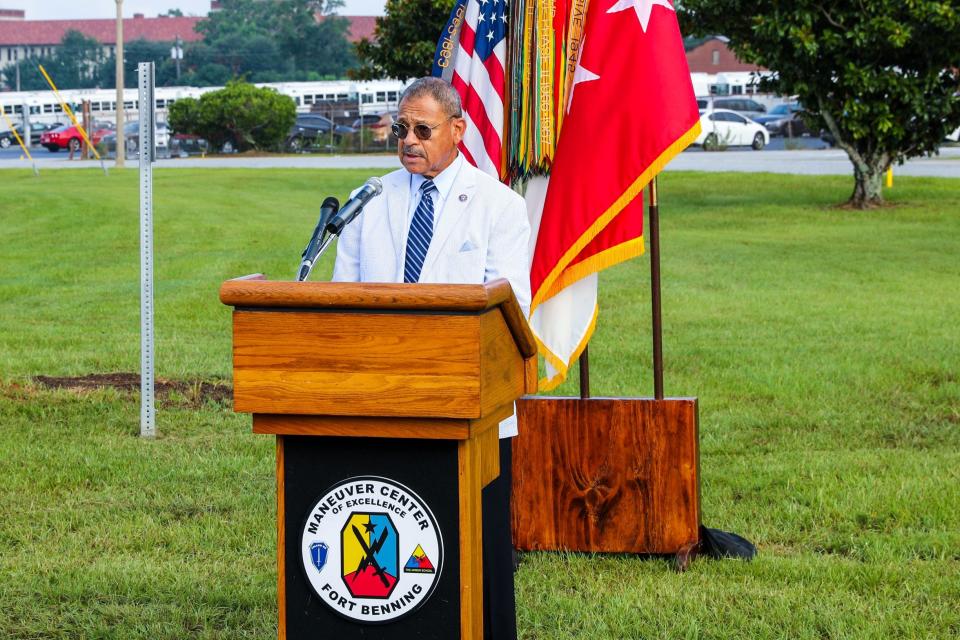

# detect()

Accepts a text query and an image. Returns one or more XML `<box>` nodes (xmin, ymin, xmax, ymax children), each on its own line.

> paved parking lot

<box><xmin>2</xmin><ymin>141</ymin><xmax>958</xmax><ymax>178</ymax></box>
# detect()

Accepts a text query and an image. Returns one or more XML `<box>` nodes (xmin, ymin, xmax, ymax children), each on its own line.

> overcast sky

<box><xmin>5</xmin><ymin>0</ymin><xmax>386</xmax><ymax>19</ymax></box>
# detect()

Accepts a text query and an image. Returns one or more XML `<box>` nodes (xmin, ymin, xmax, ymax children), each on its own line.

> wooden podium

<box><xmin>220</xmin><ymin>276</ymin><xmax>537</xmax><ymax>640</ymax></box>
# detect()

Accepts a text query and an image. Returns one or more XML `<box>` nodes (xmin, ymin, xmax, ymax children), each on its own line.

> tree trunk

<box><xmin>817</xmin><ymin>100</ymin><xmax>890</xmax><ymax>210</ymax></box>
<box><xmin>850</xmin><ymin>159</ymin><xmax>887</xmax><ymax>209</ymax></box>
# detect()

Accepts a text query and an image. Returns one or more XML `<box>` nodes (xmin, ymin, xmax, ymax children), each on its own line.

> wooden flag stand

<box><xmin>511</xmin><ymin>179</ymin><xmax>703</xmax><ymax>570</ymax></box>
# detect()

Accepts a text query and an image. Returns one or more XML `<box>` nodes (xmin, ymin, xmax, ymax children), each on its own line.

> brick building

<box><xmin>0</xmin><ymin>14</ymin><xmax>204</xmax><ymax>74</ymax></box>
<box><xmin>0</xmin><ymin>11</ymin><xmax>377</xmax><ymax>78</ymax></box>
<box><xmin>684</xmin><ymin>35</ymin><xmax>765</xmax><ymax>74</ymax></box>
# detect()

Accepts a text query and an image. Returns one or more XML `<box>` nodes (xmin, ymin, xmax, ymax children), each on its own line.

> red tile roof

<box><xmin>344</xmin><ymin>15</ymin><xmax>377</xmax><ymax>43</ymax></box>
<box><xmin>0</xmin><ymin>16</ymin><xmax>204</xmax><ymax>47</ymax></box>
<box><xmin>0</xmin><ymin>15</ymin><xmax>377</xmax><ymax>47</ymax></box>
<box><xmin>316</xmin><ymin>14</ymin><xmax>377</xmax><ymax>43</ymax></box>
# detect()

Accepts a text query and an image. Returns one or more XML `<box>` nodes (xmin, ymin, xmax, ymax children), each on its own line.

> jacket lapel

<box><xmin>384</xmin><ymin>171</ymin><xmax>410</xmax><ymax>281</ymax></box>
<box><xmin>421</xmin><ymin>162</ymin><xmax>475</xmax><ymax>278</ymax></box>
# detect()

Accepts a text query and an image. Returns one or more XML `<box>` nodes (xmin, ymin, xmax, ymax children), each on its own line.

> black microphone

<box><xmin>325</xmin><ymin>177</ymin><xmax>383</xmax><ymax>235</ymax></box>
<box><xmin>297</xmin><ymin>196</ymin><xmax>340</xmax><ymax>282</ymax></box>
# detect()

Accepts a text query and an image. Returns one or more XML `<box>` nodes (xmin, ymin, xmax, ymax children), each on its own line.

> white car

<box><xmin>695</xmin><ymin>109</ymin><xmax>770</xmax><ymax>151</ymax></box>
<box><xmin>155</xmin><ymin>122</ymin><xmax>170</xmax><ymax>152</ymax></box>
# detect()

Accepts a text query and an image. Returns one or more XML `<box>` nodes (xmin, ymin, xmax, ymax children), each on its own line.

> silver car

<box><xmin>99</xmin><ymin>121</ymin><xmax>170</xmax><ymax>158</ymax></box>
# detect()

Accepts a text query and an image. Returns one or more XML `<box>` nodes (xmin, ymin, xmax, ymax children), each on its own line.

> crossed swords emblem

<box><xmin>351</xmin><ymin>523</ymin><xmax>391</xmax><ymax>588</ymax></box>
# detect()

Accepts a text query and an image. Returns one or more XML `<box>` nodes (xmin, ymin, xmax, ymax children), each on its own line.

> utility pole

<box><xmin>115</xmin><ymin>0</ymin><xmax>125</xmax><ymax>168</ymax></box>
<box><xmin>15</xmin><ymin>59</ymin><xmax>20</xmax><ymax>92</ymax></box>
<box><xmin>171</xmin><ymin>35</ymin><xmax>183</xmax><ymax>82</ymax></box>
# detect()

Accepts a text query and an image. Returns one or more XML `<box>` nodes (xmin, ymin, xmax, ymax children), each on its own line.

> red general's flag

<box><xmin>528</xmin><ymin>0</ymin><xmax>700</xmax><ymax>389</ymax></box>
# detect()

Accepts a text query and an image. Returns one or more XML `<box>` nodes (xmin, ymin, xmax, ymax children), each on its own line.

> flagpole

<box><xmin>579</xmin><ymin>347</ymin><xmax>590</xmax><ymax>399</ymax></box>
<box><xmin>649</xmin><ymin>178</ymin><xmax>664</xmax><ymax>400</ymax></box>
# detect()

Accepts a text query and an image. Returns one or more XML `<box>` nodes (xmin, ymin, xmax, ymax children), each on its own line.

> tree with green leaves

<box><xmin>3</xmin><ymin>30</ymin><xmax>103</xmax><ymax>90</ymax></box>
<box><xmin>177</xmin><ymin>42</ymin><xmax>233</xmax><ymax>86</ymax></box>
<box><xmin>353</xmin><ymin>0</ymin><xmax>453</xmax><ymax>81</ymax></box>
<box><xmin>678</xmin><ymin>1</ymin><xmax>960</xmax><ymax>208</ymax></box>
<box><xmin>167</xmin><ymin>96</ymin><xmax>200</xmax><ymax>136</ymax></box>
<box><xmin>94</xmin><ymin>39</ymin><xmax>236</xmax><ymax>88</ymax></box>
<box><xmin>168</xmin><ymin>81</ymin><xmax>297</xmax><ymax>152</ymax></box>
<box><xmin>272</xmin><ymin>0</ymin><xmax>355</xmax><ymax>78</ymax></box>
<box><xmin>195</xmin><ymin>0</ymin><xmax>355</xmax><ymax>80</ymax></box>
<box><xmin>94</xmin><ymin>38</ymin><xmax>180</xmax><ymax>88</ymax></box>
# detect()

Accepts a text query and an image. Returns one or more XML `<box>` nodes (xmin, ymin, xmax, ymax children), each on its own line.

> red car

<box><xmin>40</xmin><ymin>124</ymin><xmax>111</xmax><ymax>153</ymax></box>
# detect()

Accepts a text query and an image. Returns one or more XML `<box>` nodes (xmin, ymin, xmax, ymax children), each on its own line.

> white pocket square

<box><xmin>459</xmin><ymin>240</ymin><xmax>478</xmax><ymax>252</ymax></box>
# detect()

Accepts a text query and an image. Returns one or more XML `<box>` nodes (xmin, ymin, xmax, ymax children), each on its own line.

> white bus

<box><xmin>0</xmin><ymin>79</ymin><xmax>408</xmax><ymax>127</ymax></box>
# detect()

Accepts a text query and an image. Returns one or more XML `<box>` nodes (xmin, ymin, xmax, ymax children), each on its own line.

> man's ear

<box><xmin>451</xmin><ymin>117</ymin><xmax>466</xmax><ymax>145</ymax></box>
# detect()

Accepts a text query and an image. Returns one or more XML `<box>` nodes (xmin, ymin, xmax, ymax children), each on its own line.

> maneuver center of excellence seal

<box><xmin>300</xmin><ymin>475</ymin><xmax>444</xmax><ymax>624</ymax></box>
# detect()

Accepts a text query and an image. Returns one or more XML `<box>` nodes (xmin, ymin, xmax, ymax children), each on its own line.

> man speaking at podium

<box><xmin>332</xmin><ymin>76</ymin><xmax>530</xmax><ymax>640</ymax></box>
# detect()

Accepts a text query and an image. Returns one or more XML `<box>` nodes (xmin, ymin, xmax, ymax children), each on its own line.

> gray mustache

<box><xmin>402</xmin><ymin>146</ymin><xmax>425</xmax><ymax>157</ymax></box>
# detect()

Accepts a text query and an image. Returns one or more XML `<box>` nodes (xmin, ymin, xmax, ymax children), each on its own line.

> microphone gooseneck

<box><xmin>297</xmin><ymin>195</ymin><xmax>341</xmax><ymax>282</ymax></box>
<box><xmin>325</xmin><ymin>177</ymin><xmax>383</xmax><ymax>236</ymax></box>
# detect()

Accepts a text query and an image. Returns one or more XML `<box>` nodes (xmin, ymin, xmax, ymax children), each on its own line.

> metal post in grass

<box><xmin>648</xmin><ymin>177</ymin><xmax>665</xmax><ymax>399</ymax></box>
<box><xmin>577</xmin><ymin>179</ymin><xmax>665</xmax><ymax>400</ymax></box>
<box><xmin>139</xmin><ymin>62</ymin><xmax>157</xmax><ymax>438</ymax></box>
<box><xmin>0</xmin><ymin>105</ymin><xmax>37</xmax><ymax>176</ymax></box>
<box><xmin>115</xmin><ymin>0</ymin><xmax>125</xmax><ymax>169</ymax></box>
<box><xmin>579</xmin><ymin>345</ymin><xmax>590</xmax><ymax>399</ymax></box>
<box><xmin>358</xmin><ymin>94</ymin><xmax>363</xmax><ymax>154</ymax></box>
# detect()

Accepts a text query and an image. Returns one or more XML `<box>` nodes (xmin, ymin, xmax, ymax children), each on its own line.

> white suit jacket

<box><xmin>332</xmin><ymin>159</ymin><xmax>532</xmax><ymax>437</ymax></box>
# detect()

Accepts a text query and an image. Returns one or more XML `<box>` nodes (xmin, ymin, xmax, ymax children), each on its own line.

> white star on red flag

<box><xmin>567</xmin><ymin>40</ymin><xmax>600</xmax><ymax>114</ymax></box>
<box><xmin>606</xmin><ymin>0</ymin><xmax>674</xmax><ymax>33</ymax></box>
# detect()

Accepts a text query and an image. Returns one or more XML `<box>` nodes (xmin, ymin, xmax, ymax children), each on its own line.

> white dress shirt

<box><xmin>401</xmin><ymin>152</ymin><xmax>466</xmax><ymax>263</ymax></box>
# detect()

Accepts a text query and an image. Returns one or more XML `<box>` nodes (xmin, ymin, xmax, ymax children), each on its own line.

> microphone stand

<box><xmin>297</xmin><ymin>233</ymin><xmax>337</xmax><ymax>282</ymax></box>
<box><xmin>296</xmin><ymin>177</ymin><xmax>381</xmax><ymax>281</ymax></box>
<box><xmin>297</xmin><ymin>197</ymin><xmax>340</xmax><ymax>282</ymax></box>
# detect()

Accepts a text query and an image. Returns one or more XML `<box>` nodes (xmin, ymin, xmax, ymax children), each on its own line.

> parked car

<box><xmin>753</xmin><ymin>102</ymin><xmax>802</xmax><ymax>128</ymax></box>
<box><xmin>695</xmin><ymin>109</ymin><xmax>769</xmax><ymax>150</ymax></box>
<box><xmin>97</xmin><ymin>124</ymin><xmax>132</xmax><ymax>156</ymax></box>
<box><xmin>99</xmin><ymin>121</ymin><xmax>170</xmax><ymax>158</ymax></box>
<box><xmin>710</xmin><ymin>97</ymin><xmax>767</xmax><ymax>120</ymax></box>
<box><xmin>286</xmin><ymin>115</ymin><xmax>355</xmax><ymax>151</ymax></box>
<box><xmin>170</xmin><ymin>133</ymin><xmax>208</xmax><ymax>157</ymax></box>
<box><xmin>764</xmin><ymin>110</ymin><xmax>812</xmax><ymax>137</ymax></box>
<box><xmin>0</xmin><ymin>122</ymin><xmax>68</xmax><ymax>148</ymax></box>
<box><xmin>40</xmin><ymin>123</ymin><xmax>112</xmax><ymax>152</ymax></box>
<box><xmin>0</xmin><ymin>128</ymin><xmax>17</xmax><ymax>148</ymax></box>
<box><xmin>824</xmin><ymin>123</ymin><xmax>959</xmax><ymax>147</ymax></box>
<box><xmin>351</xmin><ymin>112</ymin><xmax>396</xmax><ymax>143</ymax></box>
<box><xmin>30</xmin><ymin>122</ymin><xmax>69</xmax><ymax>145</ymax></box>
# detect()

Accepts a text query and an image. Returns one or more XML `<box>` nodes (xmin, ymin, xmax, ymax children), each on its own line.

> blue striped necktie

<box><xmin>403</xmin><ymin>179</ymin><xmax>437</xmax><ymax>283</ymax></box>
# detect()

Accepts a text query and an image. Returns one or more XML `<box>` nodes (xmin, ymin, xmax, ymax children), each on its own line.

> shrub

<box><xmin>167</xmin><ymin>81</ymin><xmax>296</xmax><ymax>152</ymax></box>
<box><xmin>168</xmin><ymin>97</ymin><xmax>200</xmax><ymax>136</ymax></box>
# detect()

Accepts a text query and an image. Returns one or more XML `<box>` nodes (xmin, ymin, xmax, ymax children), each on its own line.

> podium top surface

<box><xmin>221</xmin><ymin>277</ymin><xmax>538</xmax><ymax>417</ymax></box>
<box><xmin>220</xmin><ymin>276</ymin><xmax>536</xmax><ymax>359</ymax></box>
<box><xmin>224</xmin><ymin>275</ymin><xmax>507</xmax><ymax>311</ymax></box>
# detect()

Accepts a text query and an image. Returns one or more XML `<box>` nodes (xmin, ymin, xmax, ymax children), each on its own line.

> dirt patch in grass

<box><xmin>32</xmin><ymin>373</ymin><xmax>232</xmax><ymax>407</ymax></box>
<box><xmin>832</xmin><ymin>199</ymin><xmax>901</xmax><ymax>211</ymax></box>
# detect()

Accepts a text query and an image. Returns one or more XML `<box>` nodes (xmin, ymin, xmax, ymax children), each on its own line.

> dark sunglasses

<box><xmin>392</xmin><ymin>116</ymin><xmax>458</xmax><ymax>141</ymax></box>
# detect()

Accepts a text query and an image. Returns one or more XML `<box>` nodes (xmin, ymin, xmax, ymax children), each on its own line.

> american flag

<box><xmin>446</xmin><ymin>0</ymin><xmax>508</xmax><ymax>179</ymax></box>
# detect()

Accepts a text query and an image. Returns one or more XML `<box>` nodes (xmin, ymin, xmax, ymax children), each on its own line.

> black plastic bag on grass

<box><xmin>699</xmin><ymin>526</ymin><xmax>756</xmax><ymax>560</ymax></box>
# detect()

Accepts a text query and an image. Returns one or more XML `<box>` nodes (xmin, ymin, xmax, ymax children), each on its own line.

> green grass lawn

<box><xmin>1</xmin><ymin>168</ymin><xmax>958</xmax><ymax>639</ymax></box>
